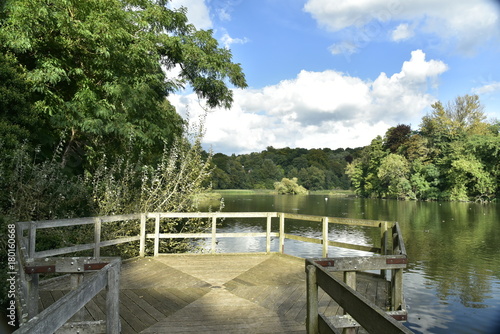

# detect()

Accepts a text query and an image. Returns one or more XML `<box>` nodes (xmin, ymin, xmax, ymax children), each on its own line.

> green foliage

<box><xmin>0</xmin><ymin>0</ymin><xmax>246</xmax><ymax>170</ymax></box>
<box><xmin>90</xmin><ymin>122</ymin><xmax>215</xmax><ymax>255</ymax></box>
<box><xmin>378</xmin><ymin>154</ymin><xmax>413</xmax><ymax>199</ymax></box>
<box><xmin>210</xmin><ymin>147</ymin><xmax>360</xmax><ymax>191</ymax></box>
<box><xmin>274</xmin><ymin>178</ymin><xmax>308</xmax><ymax>195</ymax></box>
<box><xmin>383</xmin><ymin>124</ymin><xmax>412</xmax><ymax>153</ymax></box>
<box><xmin>346</xmin><ymin>95</ymin><xmax>499</xmax><ymax>202</ymax></box>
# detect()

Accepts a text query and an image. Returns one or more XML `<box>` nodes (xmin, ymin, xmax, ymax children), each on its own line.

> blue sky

<box><xmin>169</xmin><ymin>0</ymin><xmax>500</xmax><ymax>155</ymax></box>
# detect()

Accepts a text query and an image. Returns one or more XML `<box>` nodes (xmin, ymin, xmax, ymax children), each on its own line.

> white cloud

<box><xmin>329</xmin><ymin>41</ymin><xmax>360</xmax><ymax>55</ymax></box>
<box><xmin>391</xmin><ymin>23</ymin><xmax>414</xmax><ymax>41</ymax></box>
<box><xmin>171</xmin><ymin>50</ymin><xmax>448</xmax><ymax>154</ymax></box>
<box><xmin>304</xmin><ymin>0</ymin><xmax>499</xmax><ymax>54</ymax></box>
<box><xmin>169</xmin><ymin>0</ymin><xmax>212</xmax><ymax>29</ymax></box>
<box><xmin>472</xmin><ymin>81</ymin><xmax>500</xmax><ymax>95</ymax></box>
<box><xmin>221</xmin><ymin>33</ymin><xmax>249</xmax><ymax>49</ymax></box>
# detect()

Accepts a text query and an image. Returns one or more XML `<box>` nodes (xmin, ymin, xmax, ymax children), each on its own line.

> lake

<box><xmin>210</xmin><ymin>194</ymin><xmax>500</xmax><ymax>334</ymax></box>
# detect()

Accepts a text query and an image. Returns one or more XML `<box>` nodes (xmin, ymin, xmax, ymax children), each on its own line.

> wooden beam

<box><xmin>309</xmin><ymin>256</ymin><xmax>407</xmax><ymax>271</ymax></box>
<box><xmin>14</xmin><ymin>260</ymin><xmax>120</xmax><ymax>334</ymax></box>
<box><xmin>266</xmin><ymin>214</ymin><xmax>272</xmax><ymax>254</ymax></box>
<box><xmin>154</xmin><ymin>213</ymin><xmax>160</xmax><ymax>257</ymax></box>
<box><xmin>94</xmin><ymin>218</ymin><xmax>101</xmax><ymax>259</ymax></box>
<box><xmin>139</xmin><ymin>213</ymin><xmax>146</xmax><ymax>257</ymax></box>
<box><xmin>279</xmin><ymin>213</ymin><xmax>285</xmax><ymax>253</ymax></box>
<box><xmin>306</xmin><ymin>265</ymin><xmax>319</xmax><ymax>334</ymax></box>
<box><xmin>211</xmin><ymin>216</ymin><xmax>217</xmax><ymax>254</ymax></box>
<box><xmin>55</xmin><ymin>320</ymin><xmax>106</xmax><ymax>334</ymax></box>
<box><xmin>315</xmin><ymin>265</ymin><xmax>413</xmax><ymax>334</ymax></box>
<box><xmin>322</xmin><ymin>217</ymin><xmax>329</xmax><ymax>258</ymax></box>
<box><xmin>106</xmin><ymin>260</ymin><xmax>121</xmax><ymax>334</ymax></box>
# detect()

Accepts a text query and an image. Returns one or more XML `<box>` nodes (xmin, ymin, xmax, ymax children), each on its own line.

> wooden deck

<box><xmin>38</xmin><ymin>253</ymin><xmax>390</xmax><ymax>333</ymax></box>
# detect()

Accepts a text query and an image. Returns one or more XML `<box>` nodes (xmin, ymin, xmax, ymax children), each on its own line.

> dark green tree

<box><xmin>0</xmin><ymin>0</ymin><xmax>246</xmax><ymax>169</ymax></box>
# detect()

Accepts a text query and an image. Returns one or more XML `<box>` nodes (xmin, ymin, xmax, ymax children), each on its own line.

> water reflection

<box><xmin>214</xmin><ymin>194</ymin><xmax>500</xmax><ymax>334</ymax></box>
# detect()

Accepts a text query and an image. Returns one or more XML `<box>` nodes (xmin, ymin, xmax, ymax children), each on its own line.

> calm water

<box><xmin>212</xmin><ymin>194</ymin><xmax>500</xmax><ymax>334</ymax></box>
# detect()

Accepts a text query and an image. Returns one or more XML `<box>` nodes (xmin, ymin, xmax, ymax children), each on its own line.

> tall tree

<box><xmin>0</xmin><ymin>0</ymin><xmax>246</xmax><ymax>168</ymax></box>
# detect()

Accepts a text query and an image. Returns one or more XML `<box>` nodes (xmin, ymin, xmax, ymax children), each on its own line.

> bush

<box><xmin>274</xmin><ymin>178</ymin><xmax>308</xmax><ymax>195</ymax></box>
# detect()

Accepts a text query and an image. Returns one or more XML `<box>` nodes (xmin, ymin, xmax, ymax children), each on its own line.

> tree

<box><xmin>274</xmin><ymin>178</ymin><xmax>308</xmax><ymax>195</ymax></box>
<box><xmin>377</xmin><ymin>154</ymin><xmax>413</xmax><ymax>199</ymax></box>
<box><xmin>383</xmin><ymin>124</ymin><xmax>412</xmax><ymax>153</ymax></box>
<box><xmin>0</xmin><ymin>0</ymin><xmax>247</xmax><ymax>169</ymax></box>
<box><xmin>298</xmin><ymin>166</ymin><xmax>325</xmax><ymax>190</ymax></box>
<box><xmin>420</xmin><ymin>94</ymin><xmax>488</xmax><ymax>161</ymax></box>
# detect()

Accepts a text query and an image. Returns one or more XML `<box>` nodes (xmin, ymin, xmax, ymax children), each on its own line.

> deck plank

<box><xmin>38</xmin><ymin>253</ymin><xmax>391</xmax><ymax>333</ymax></box>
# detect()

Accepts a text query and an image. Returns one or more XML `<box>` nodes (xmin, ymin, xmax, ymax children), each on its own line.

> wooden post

<box><xmin>322</xmin><ymin>217</ymin><xmax>329</xmax><ymax>258</ymax></box>
<box><xmin>211</xmin><ymin>215</ymin><xmax>217</xmax><ymax>254</ymax></box>
<box><xmin>26</xmin><ymin>273</ymin><xmax>39</xmax><ymax>320</ymax></box>
<box><xmin>380</xmin><ymin>221</ymin><xmax>388</xmax><ymax>279</ymax></box>
<box><xmin>139</xmin><ymin>213</ymin><xmax>146</xmax><ymax>257</ymax></box>
<box><xmin>392</xmin><ymin>268</ymin><xmax>403</xmax><ymax>311</ymax></box>
<box><xmin>266</xmin><ymin>213</ymin><xmax>272</xmax><ymax>254</ymax></box>
<box><xmin>106</xmin><ymin>261</ymin><xmax>121</xmax><ymax>334</ymax></box>
<box><xmin>70</xmin><ymin>273</ymin><xmax>85</xmax><ymax>321</ymax></box>
<box><xmin>94</xmin><ymin>218</ymin><xmax>102</xmax><ymax>259</ymax></box>
<box><xmin>154</xmin><ymin>213</ymin><xmax>160</xmax><ymax>256</ymax></box>
<box><xmin>306</xmin><ymin>265</ymin><xmax>318</xmax><ymax>334</ymax></box>
<box><xmin>344</xmin><ymin>271</ymin><xmax>356</xmax><ymax>290</ymax></box>
<box><xmin>27</xmin><ymin>222</ymin><xmax>38</xmax><ymax>319</ymax></box>
<box><xmin>343</xmin><ymin>271</ymin><xmax>357</xmax><ymax>334</ymax></box>
<box><xmin>279</xmin><ymin>213</ymin><xmax>285</xmax><ymax>254</ymax></box>
<box><xmin>28</xmin><ymin>222</ymin><xmax>36</xmax><ymax>259</ymax></box>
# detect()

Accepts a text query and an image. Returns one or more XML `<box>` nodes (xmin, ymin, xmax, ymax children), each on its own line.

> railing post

<box><xmin>154</xmin><ymin>213</ymin><xmax>160</xmax><ymax>256</ymax></box>
<box><xmin>322</xmin><ymin>217</ymin><xmax>329</xmax><ymax>258</ymax></box>
<box><xmin>107</xmin><ymin>260</ymin><xmax>121</xmax><ymax>334</ymax></box>
<box><xmin>279</xmin><ymin>213</ymin><xmax>285</xmax><ymax>254</ymax></box>
<box><xmin>266</xmin><ymin>213</ymin><xmax>272</xmax><ymax>254</ymax></box>
<box><xmin>139</xmin><ymin>213</ymin><xmax>146</xmax><ymax>257</ymax></box>
<box><xmin>94</xmin><ymin>218</ymin><xmax>102</xmax><ymax>259</ymax></box>
<box><xmin>392</xmin><ymin>268</ymin><xmax>403</xmax><ymax>311</ymax></box>
<box><xmin>211</xmin><ymin>215</ymin><xmax>217</xmax><ymax>254</ymax></box>
<box><xmin>343</xmin><ymin>271</ymin><xmax>357</xmax><ymax>334</ymax></box>
<box><xmin>306</xmin><ymin>265</ymin><xmax>318</xmax><ymax>334</ymax></box>
<box><xmin>391</xmin><ymin>222</ymin><xmax>404</xmax><ymax>311</ymax></box>
<box><xmin>26</xmin><ymin>272</ymin><xmax>39</xmax><ymax>320</ymax></box>
<box><xmin>380</xmin><ymin>221</ymin><xmax>388</xmax><ymax>279</ymax></box>
<box><xmin>27</xmin><ymin>222</ymin><xmax>38</xmax><ymax>319</ymax></box>
<box><xmin>28</xmin><ymin>222</ymin><xmax>36</xmax><ymax>259</ymax></box>
<box><xmin>70</xmin><ymin>273</ymin><xmax>85</xmax><ymax>321</ymax></box>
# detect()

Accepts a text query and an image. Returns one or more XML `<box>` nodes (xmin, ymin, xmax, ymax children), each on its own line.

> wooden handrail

<box><xmin>16</xmin><ymin>212</ymin><xmax>396</xmax><ymax>259</ymax></box>
<box><xmin>14</xmin><ymin>258</ymin><xmax>121</xmax><ymax>334</ymax></box>
<box><xmin>15</xmin><ymin>212</ymin><xmax>408</xmax><ymax>334</ymax></box>
<box><xmin>306</xmin><ymin>263</ymin><xmax>412</xmax><ymax>334</ymax></box>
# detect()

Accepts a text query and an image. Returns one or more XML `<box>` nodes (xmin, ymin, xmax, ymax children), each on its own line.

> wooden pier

<box><xmin>37</xmin><ymin>253</ymin><xmax>391</xmax><ymax>333</ymax></box>
<box><xmin>14</xmin><ymin>212</ymin><xmax>411</xmax><ymax>334</ymax></box>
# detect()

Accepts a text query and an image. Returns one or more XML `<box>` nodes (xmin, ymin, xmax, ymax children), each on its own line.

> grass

<box><xmin>215</xmin><ymin>189</ymin><xmax>277</xmax><ymax>195</ymax></box>
<box><xmin>213</xmin><ymin>189</ymin><xmax>355</xmax><ymax>197</ymax></box>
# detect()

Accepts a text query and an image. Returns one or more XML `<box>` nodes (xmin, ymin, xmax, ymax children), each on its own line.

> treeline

<box><xmin>210</xmin><ymin>146</ymin><xmax>362</xmax><ymax>190</ymax></box>
<box><xmin>346</xmin><ymin>95</ymin><xmax>500</xmax><ymax>202</ymax></box>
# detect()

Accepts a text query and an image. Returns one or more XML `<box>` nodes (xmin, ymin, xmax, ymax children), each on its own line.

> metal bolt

<box><xmin>71</xmin><ymin>261</ymin><xmax>74</xmax><ymax>265</ymax></box>
<box><xmin>77</xmin><ymin>267</ymin><xmax>81</xmax><ymax>271</ymax></box>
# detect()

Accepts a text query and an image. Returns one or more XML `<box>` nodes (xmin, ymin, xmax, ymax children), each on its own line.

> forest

<box><xmin>210</xmin><ymin>146</ymin><xmax>360</xmax><ymax>191</ymax></box>
<box><xmin>346</xmin><ymin>95</ymin><xmax>499</xmax><ymax>202</ymax></box>
<box><xmin>210</xmin><ymin>94</ymin><xmax>499</xmax><ymax>203</ymax></box>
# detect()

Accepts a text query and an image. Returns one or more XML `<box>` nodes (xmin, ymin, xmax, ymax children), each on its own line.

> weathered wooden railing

<box><xmin>305</xmin><ymin>257</ymin><xmax>412</xmax><ymax>334</ymax></box>
<box><xmin>14</xmin><ymin>212</ymin><xmax>407</xmax><ymax>333</ymax></box>
<box><xmin>305</xmin><ymin>221</ymin><xmax>409</xmax><ymax>333</ymax></box>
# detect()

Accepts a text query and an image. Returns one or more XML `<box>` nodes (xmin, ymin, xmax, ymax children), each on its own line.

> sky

<box><xmin>168</xmin><ymin>0</ymin><xmax>500</xmax><ymax>155</ymax></box>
